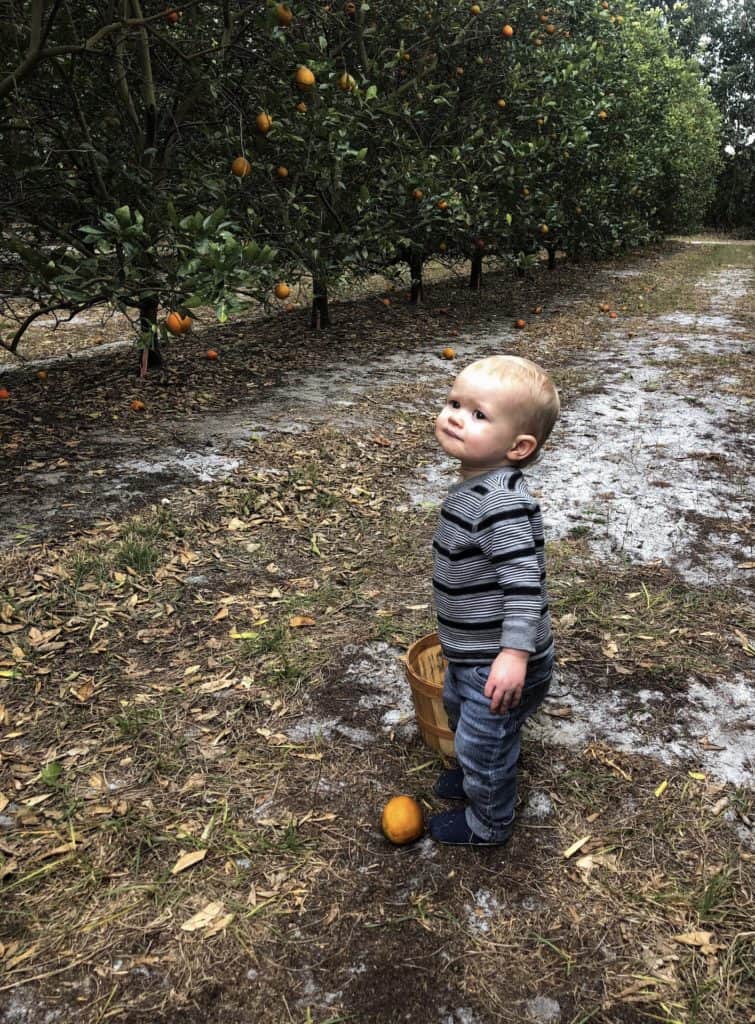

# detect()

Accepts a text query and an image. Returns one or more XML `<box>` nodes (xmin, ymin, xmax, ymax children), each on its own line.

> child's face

<box><xmin>435</xmin><ymin>368</ymin><xmax>534</xmax><ymax>475</ymax></box>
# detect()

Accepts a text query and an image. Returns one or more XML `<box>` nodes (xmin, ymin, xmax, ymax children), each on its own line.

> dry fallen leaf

<box><xmin>289</xmin><ymin>615</ymin><xmax>315</xmax><ymax>628</ymax></box>
<box><xmin>673</xmin><ymin>930</ymin><xmax>725</xmax><ymax>955</ymax></box>
<box><xmin>171</xmin><ymin>849</ymin><xmax>207</xmax><ymax>875</ymax></box>
<box><xmin>181</xmin><ymin>900</ymin><xmax>225</xmax><ymax>932</ymax></box>
<box><xmin>544</xmin><ymin>705</ymin><xmax>572</xmax><ymax>719</ymax></box>
<box><xmin>204</xmin><ymin>912</ymin><xmax>234</xmax><ymax>937</ymax></box>
<box><xmin>563</xmin><ymin>835</ymin><xmax>591</xmax><ymax>859</ymax></box>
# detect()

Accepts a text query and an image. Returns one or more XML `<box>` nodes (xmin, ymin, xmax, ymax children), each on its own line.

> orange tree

<box><xmin>1</xmin><ymin>0</ymin><xmax>723</xmax><ymax>356</ymax></box>
<box><xmin>0</xmin><ymin>3</ymin><xmax>277</xmax><ymax>370</ymax></box>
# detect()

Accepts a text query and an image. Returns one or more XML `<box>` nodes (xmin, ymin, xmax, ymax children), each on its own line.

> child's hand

<box><xmin>484</xmin><ymin>649</ymin><xmax>530</xmax><ymax>714</ymax></box>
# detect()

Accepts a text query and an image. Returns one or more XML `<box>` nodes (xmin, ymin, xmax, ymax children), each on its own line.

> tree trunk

<box><xmin>137</xmin><ymin>294</ymin><xmax>161</xmax><ymax>378</ymax></box>
<box><xmin>469</xmin><ymin>250</ymin><xmax>483</xmax><ymax>290</ymax></box>
<box><xmin>409</xmin><ymin>252</ymin><xmax>423</xmax><ymax>305</ymax></box>
<box><xmin>310</xmin><ymin>279</ymin><xmax>330</xmax><ymax>329</ymax></box>
<box><xmin>546</xmin><ymin>244</ymin><xmax>557</xmax><ymax>270</ymax></box>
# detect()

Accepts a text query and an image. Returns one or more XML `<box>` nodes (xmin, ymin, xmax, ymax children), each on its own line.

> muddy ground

<box><xmin>0</xmin><ymin>239</ymin><xmax>753</xmax><ymax>1024</ymax></box>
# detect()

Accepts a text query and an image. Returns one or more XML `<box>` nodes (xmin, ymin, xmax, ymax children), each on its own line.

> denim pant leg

<box><xmin>442</xmin><ymin>665</ymin><xmax>461</xmax><ymax>733</ymax></box>
<box><xmin>453</xmin><ymin>657</ymin><xmax>552</xmax><ymax>842</ymax></box>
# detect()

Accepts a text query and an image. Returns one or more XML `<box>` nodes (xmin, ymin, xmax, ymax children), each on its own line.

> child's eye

<box><xmin>449</xmin><ymin>399</ymin><xmax>461</xmax><ymax>409</ymax></box>
<box><xmin>474</xmin><ymin>410</ymin><xmax>486</xmax><ymax>420</ymax></box>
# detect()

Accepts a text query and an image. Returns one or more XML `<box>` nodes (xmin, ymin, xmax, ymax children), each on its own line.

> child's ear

<box><xmin>507</xmin><ymin>434</ymin><xmax>538</xmax><ymax>462</ymax></box>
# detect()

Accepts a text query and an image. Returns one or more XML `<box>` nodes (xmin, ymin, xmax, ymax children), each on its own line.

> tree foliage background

<box><xmin>641</xmin><ymin>0</ymin><xmax>755</xmax><ymax>231</ymax></box>
<box><xmin>0</xmin><ymin>0</ymin><xmax>723</xmax><ymax>364</ymax></box>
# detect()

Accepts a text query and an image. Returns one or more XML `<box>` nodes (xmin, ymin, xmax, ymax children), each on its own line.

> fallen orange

<box><xmin>441</xmin><ymin>347</ymin><xmax>456</xmax><ymax>359</ymax></box>
<box><xmin>515</xmin><ymin>318</ymin><xmax>527</xmax><ymax>329</ymax></box>
<box><xmin>381</xmin><ymin>795</ymin><xmax>424</xmax><ymax>845</ymax></box>
<box><xmin>130</xmin><ymin>399</ymin><xmax>146</xmax><ymax>411</ymax></box>
<box><xmin>206</xmin><ymin>349</ymin><xmax>219</xmax><ymax>360</ymax></box>
<box><xmin>0</xmin><ymin>387</ymin><xmax>10</xmax><ymax>400</ymax></box>
<box><xmin>274</xmin><ymin>282</ymin><xmax>291</xmax><ymax>300</ymax></box>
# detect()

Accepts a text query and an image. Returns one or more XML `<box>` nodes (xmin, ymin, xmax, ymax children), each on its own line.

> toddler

<box><xmin>430</xmin><ymin>354</ymin><xmax>560</xmax><ymax>845</ymax></box>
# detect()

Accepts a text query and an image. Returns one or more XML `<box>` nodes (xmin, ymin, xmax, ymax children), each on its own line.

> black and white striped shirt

<box><xmin>433</xmin><ymin>466</ymin><xmax>553</xmax><ymax>664</ymax></box>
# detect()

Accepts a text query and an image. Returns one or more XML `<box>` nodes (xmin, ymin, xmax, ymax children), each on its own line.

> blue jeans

<box><xmin>442</xmin><ymin>653</ymin><xmax>553</xmax><ymax>841</ymax></box>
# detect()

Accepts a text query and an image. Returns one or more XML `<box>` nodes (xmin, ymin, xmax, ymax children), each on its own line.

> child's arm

<box><xmin>484</xmin><ymin>648</ymin><xmax>530</xmax><ymax>714</ymax></box>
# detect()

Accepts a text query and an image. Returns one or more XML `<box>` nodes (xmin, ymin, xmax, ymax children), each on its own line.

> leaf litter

<box><xmin>0</xmin><ymin>242</ymin><xmax>753</xmax><ymax>1023</ymax></box>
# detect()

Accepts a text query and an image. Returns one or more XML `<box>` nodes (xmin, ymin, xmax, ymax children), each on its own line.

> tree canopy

<box><xmin>0</xmin><ymin>0</ymin><xmax>723</xmax><ymax>366</ymax></box>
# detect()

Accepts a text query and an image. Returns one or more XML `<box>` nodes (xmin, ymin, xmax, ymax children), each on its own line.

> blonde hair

<box><xmin>464</xmin><ymin>354</ymin><xmax>560</xmax><ymax>466</ymax></box>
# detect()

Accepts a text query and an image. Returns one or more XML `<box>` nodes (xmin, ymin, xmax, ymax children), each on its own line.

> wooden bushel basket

<box><xmin>404</xmin><ymin>632</ymin><xmax>455</xmax><ymax>757</ymax></box>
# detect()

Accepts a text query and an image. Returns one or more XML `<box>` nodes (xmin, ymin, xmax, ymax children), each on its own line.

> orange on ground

<box><xmin>0</xmin><ymin>387</ymin><xmax>10</xmax><ymax>400</ymax></box>
<box><xmin>206</xmin><ymin>349</ymin><xmax>219</xmax><ymax>360</ymax></box>
<box><xmin>276</xmin><ymin>166</ymin><xmax>289</xmax><ymax>178</ymax></box>
<box><xmin>381</xmin><ymin>796</ymin><xmax>424</xmax><ymax>845</ymax></box>
<box><xmin>599</xmin><ymin>302</ymin><xmax>610</xmax><ymax>313</ymax></box>
<box><xmin>296</xmin><ymin>66</ymin><xmax>316</xmax><ymax>90</ymax></box>
<box><xmin>609</xmin><ymin>311</ymin><xmax>618</xmax><ymax>319</ymax></box>
<box><xmin>231</xmin><ymin>155</ymin><xmax>251</xmax><ymax>177</ymax></box>
<box><xmin>515</xmin><ymin>319</ymin><xmax>526</xmax><ymax>329</ymax></box>
<box><xmin>276</xmin><ymin>3</ymin><xmax>293</xmax><ymax>26</ymax></box>
<box><xmin>36</xmin><ymin>369</ymin><xmax>48</xmax><ymax>382</ymax></box>
<box><xmin>130</xmin><ymin>399</ymin><xmax>146</xmax><ymax>411</ymax></box>
<box><xmin>274</xmin><ymin>282</ymin><xmax>291</xmax><ymax>300</ymax></box>
<box><xmin>381</xmin><ymin>298</ymin><xmax>391</xmax><ymax>306</ymax></box>
<box><xmin>255</xmin><ymin>112</ymin><xmax>272</xmax><ymax>134</ymax></box>
<box><xmin>441</xmin><ymin>347</ymin><xmax>456</xmax><ymax>360</ymax></box>
<box><xmin>502</xmin><ymin>23</ymin><xmax>514</xmax><ymax>38</ymax></box>
<box><xmin>496</xmin><ymin>98</ymin><xmax>507</xmax><ymax>109</ymax></box>
<box><xmin>539</xmin><ymin>13</ymin><xmax>548</xmax><ymax>22</ymax></box>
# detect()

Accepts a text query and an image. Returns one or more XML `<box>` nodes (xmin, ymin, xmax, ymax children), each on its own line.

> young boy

<box><xmin>430</xmin><ymin>354</ymin><xmax>560</xmax><ymax>846</ymax></box>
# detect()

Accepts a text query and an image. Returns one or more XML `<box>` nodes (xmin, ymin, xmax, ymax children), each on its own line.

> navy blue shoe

<box><xmin>429</xmin><ymin>807</ymin><xmax>513</xmax><ymax>846</ymax></box>
<box><xmin>434</xmin><ymin>766</ymin><xmax>465</xmax><ymax>800</ymax></box>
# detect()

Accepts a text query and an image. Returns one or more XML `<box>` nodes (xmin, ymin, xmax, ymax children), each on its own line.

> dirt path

<box><xmin>0</xmin><ymin>240</ymin><xmax>753</xmax><ymax>1024</ymax></box>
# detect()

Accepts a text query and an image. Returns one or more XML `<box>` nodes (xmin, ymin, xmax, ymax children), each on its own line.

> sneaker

<box><xmin>429</xmin><ymin>807</ymin><xmax>513</xmax><ymax>846</ymax></box>
<box><xmin>434</xmin><ymin>766</ymin><xmax>465</xmax><ymax>801</ymax></box>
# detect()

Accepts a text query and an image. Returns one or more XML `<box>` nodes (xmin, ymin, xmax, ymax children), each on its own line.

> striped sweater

<box><xmin>432</xmin><ymin>466</ymin><xmax>553</xmax><ymax>664</ymax></box>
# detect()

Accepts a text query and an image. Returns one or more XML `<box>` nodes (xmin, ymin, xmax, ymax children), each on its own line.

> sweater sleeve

<box><xmin>475</xmin><ymin>489</ymin><xmax>542</xmax><ymax>654</ymax></box>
